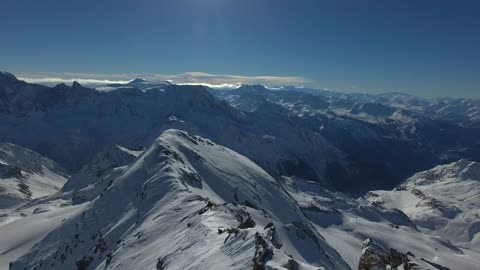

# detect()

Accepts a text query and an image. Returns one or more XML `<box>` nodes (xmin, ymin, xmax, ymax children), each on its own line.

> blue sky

<box><xmin>1</xmin><ymin>0</ymin><xmax>479</xmax><ymax>98</ymax></box>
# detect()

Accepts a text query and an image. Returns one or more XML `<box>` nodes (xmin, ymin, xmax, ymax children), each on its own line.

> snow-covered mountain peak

<box><xmin>8</xmin><ymin>129</ymin><xmax>352</xmax><ymax>270</ymax></box>
<box><xmin>129</xmin><ymin>78</ymin><xmax>147</xmax><ymax>84</ymax></box>
<box><xmin>2</xmin><ymin>71</ymin><xmax>480</xmax><ymax>269</ymax></box>
<box><xmin>145</xmin><ymin>129</ymin><xmax>304</xmax><ymax>223</ymax></box>
<box><xmin>398</xmin><ymin>159</ymin><xmax>480</xmax><ymax>189</ymax></box>
<box><xmin>2</xmin><ymin>132</ymin><xmax>478</xmax><ymax>269</ymax></box>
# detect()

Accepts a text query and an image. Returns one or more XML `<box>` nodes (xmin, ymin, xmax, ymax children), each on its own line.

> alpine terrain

<box><xmin>0</xmin><ymin>72</ymin><xmax>479</xmax><ymax>270</ymax></box>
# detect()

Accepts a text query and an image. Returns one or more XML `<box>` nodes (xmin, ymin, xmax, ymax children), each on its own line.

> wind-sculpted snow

<box><xmin>3</xmin><ymin>131</ymin><xmax>479</xmax><ymax>269</ymax></box>
<box><xmin>8</xmin><ymin>130</ymin><xmax>350</xmax><ymax>270</ymax></box>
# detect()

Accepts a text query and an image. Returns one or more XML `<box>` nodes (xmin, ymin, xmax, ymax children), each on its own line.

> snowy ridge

<box><xmin>2</xmin><ymin>72</ymin><xmax>480</xmax><ymax>195</ymax></box>
<box><xmin>1</xmin><ymin>72</ymin><xmax>480</xmax><ymax>269</ymax></box>
<box><xmin>0</xmin><ymin>76</ymin><xmax>347</xmax><ymax>195</ymax></box>
<box><xmin>8</xmin><ymin>130</ymin><xmax>349</xmax><ymax>270</ymax></box>
<box><xmin>1</xmin><ymin>131</ymin><xmax>477</xmax><ymax>269</ymax></box>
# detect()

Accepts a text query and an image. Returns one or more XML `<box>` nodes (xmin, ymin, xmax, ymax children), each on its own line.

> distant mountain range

<box><xmin>1</xmin><ymin>71</ymin><xmax>480</xmax><ymax>269</ymax></box>
<box><xmin>1</xmin><ymin>71</ymin><xmax>479</xmax><ymax>194</ymax></box>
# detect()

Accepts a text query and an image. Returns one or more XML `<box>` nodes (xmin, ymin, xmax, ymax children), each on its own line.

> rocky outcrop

<box><xmin>358</xmin><ymin>238</ymin><xmax>451</xmax><ymax>270</ymax></box>
<box><xmin>253</xmin><ymin>233</ymin><xmax>274</xmax><ymax>270</ymax></box>
<box><xmin>358</xmin><ymin>239</ymin><xmax>389</xmax><ymax>270</ymax></box>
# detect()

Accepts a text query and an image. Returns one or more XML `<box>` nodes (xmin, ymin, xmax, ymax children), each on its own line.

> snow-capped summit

<box><xmin>7</xmin><ymin>129</ymin><xmax>350</xmax><ymax>270</ymax></box>
<box><xmin>2</xmin><ymin>131</ymin><xmax>477</xmax><ymax>270</ymax></box>
<box><xmin>1</xmin><ymin>71</ymin><xmax>480</xmax><ymax>269</ymax></box>
<box><xmin>129</xmin><ymin>78</ymin><xmax>147</xmax><ymax>84</ymax></box>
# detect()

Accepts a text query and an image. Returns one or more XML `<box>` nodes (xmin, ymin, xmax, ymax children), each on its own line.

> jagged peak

<box><xmin>53</xmin><ymin>82</ymin><xmax>69</xmax><ymax>89</ymax></box>
<box><xmin>71</xmin><ymin>80</ymin><xmax>82</xmax><ymax>88</ymax></box>
<box><xmin>161</xmin><ymin>128</ymin><xmax>213</xmax><ymax>142</ymax></box>
<box><xmin>401</xmin><ymin>159</ymin><xmax>480</xmax><ymax>188</ymax></box>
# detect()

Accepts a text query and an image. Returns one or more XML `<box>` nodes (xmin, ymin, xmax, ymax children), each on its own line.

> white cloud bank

<box><xmin>17</xmin><ymin>71</ymin><xmax>309</xmax><ymax>89</ymax></box>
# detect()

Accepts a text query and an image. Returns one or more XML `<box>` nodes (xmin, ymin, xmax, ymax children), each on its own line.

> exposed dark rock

<box><xmin>105</xmin><ymin>253</ymin><xmax>112</xmax><ymax>269</ymax></box>
<box><xmin>420</xmin><ymin>258</ymin><xmax>452</xmax><ymax>270</ymax></box>
<box><xmin>179</xmin><ymin>171</ymin><xmax>202</xmax><ymax>188</ymax></box>
<box><xmin>198</xmin><ymin>200</ymin><xmax>216</xmax><ymax>215</ymax></box>
<box><xmin>76</xmin><ymin>256</ymin><xmax>93</xmax><ymax>270</ymax></box>
<box><xmin>358</xmin><ymin>239</ymin><xmax>389</xmax><ymax>270</ymax></box>
<box><xmin>264</xmin><ymin>222</ymin><xmax>274</xmax><ymax>229</ymax></box>
<box><xmin>253</xmin><ymin>233</ymin><xmax>273</xmax><ymax>270</ymax></box>
<box><xmin>220</xmin><ymin>227</ymin><xmax>240</xmax><ymax>243</ymax></box>
<box><xmin>283</xmin><ymin>258</ymin><xmax>300</xmax><ymax>270</ymax></box>
<box><xmin>238</xmin><ymin>215</ymin><xmax>256</xmax><ymax>229</ymax></box>
<box><xmin>156</xmin><ymin>258</ymin><xmax>165</xmax><ymax>270</ymax></box>
<box><xmin>17</xmin><ymin>182</ymin><xmax>32</xmax><ymax>197</ymax></box>
<box><xmin>358</xmin><ymin>239</ymin><xmax>451</xmax><ymax>270</ymax></box>
<box><xmin>389</xmin><ymin>248</ymin><xmax>407</xmax><ymax>268</ymax></box>
<box><xmin>268</xmin><ymin>226</ymin><xmax>283</xmax><ymax>249</ymax></box>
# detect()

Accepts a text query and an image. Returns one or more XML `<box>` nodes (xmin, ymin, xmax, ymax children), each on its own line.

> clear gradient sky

<box><xmin>1</xmin><ymin>0</ymin><xmax>479</xmax><ymax>98</ymax></box>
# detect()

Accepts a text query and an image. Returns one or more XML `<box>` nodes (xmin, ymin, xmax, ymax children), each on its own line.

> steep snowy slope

<box><xmin>0</xmin><ymin>145</ymin><xmax>139</xmax><ymax>270</ymax></box>
<box><xmin>5</xmin><ymin>130</ymin><xmax>479</xmax><ymax>270</ymax></box>
<box><xmin>0</xmin><ymin>200</ymin><xmax>87</xmax><ymax>270</ymax></box>
<box><xmin>281</xmin><ymin>176</ymin><xmax>480</xmax><ymax>270</ymax></box>
<box><xmin>366</xmin><ymin>159</ymin><xmax>480</xmax><ymax>253</ymax></box>
<box><xmin>0</xmin><ymin>143</ymin><xmax>71</xmax><ymax>268</ymax></box>
<box><xmin>0</xmin><ymin>143</ymin><xmax>68</xmax><ymax>209</ymax></box>
<box><xmin>9</xmin><ymin>130</ymin><xmax>350</xmax><ymax>270</ymax></box>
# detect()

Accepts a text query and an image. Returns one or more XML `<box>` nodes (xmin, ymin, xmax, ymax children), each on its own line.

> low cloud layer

<box><xmin>17</xmin><ymin>71</ymin><xmax>308</xmax><ymax>89</ymax></box>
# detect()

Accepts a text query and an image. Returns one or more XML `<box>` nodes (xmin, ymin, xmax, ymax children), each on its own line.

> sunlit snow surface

<box><xmin>0</xmin><ymin>130</ymin><xmax>479</xmax><ymax>269</ymax></box>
